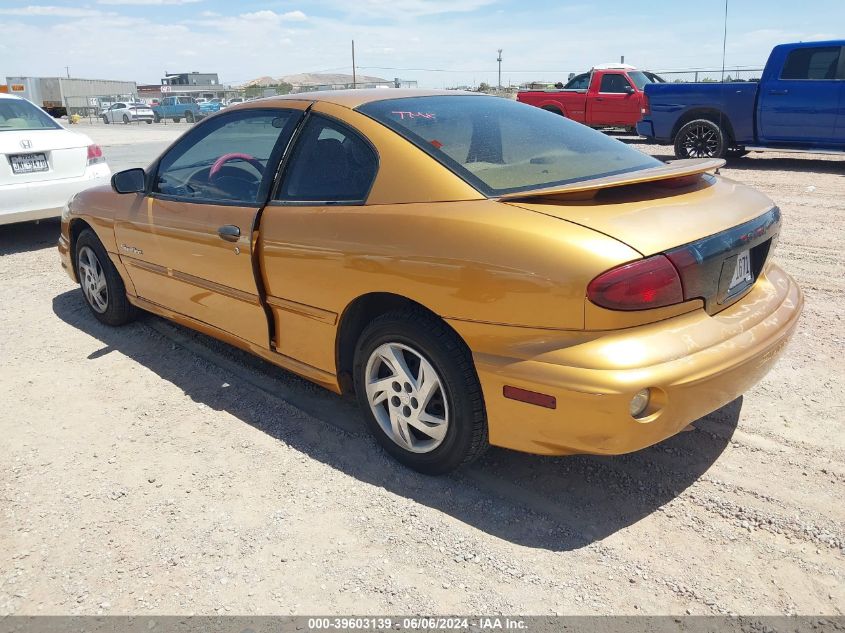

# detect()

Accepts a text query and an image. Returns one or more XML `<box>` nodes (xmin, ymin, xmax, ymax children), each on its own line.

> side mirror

<box><xmin>625</xmin><ymin>84</ymin><xmax>636</xmax><ymax>94</ymax></box>
<box><xmin>111</xmin><ymin>168</ymin><xmax>146</xmax><ymax>194</ymax></box>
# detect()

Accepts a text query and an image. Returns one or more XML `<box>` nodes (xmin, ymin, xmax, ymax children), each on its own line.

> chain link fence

<box><xmin>62</xmin><ymin>94</ymin><xmax>142</xmax><ymax>122</ymax></box>
<box><xmin>655</xmin><ymin>67</ymin><xmax>764</xmax><ymax>83</ymax></box>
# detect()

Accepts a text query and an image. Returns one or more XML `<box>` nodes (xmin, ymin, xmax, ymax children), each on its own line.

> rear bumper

<box><xmin>0</xmin><ymin>164</ymin><xmax>111</xmax><ymax>225</ymax></box>
<box><xmin>636</xmin><ymin>118</ymin><xmax>671</xmax><ymax>143</ymax></box>
<box><xmin>451</xmin><ymin>263</ymin><xmax>802</xmax><ymax>456</ymax></box>
<box><xmin>635</xmin><ymin>120</ymin><xmax>654</xmax><ymax>138</ymax></box>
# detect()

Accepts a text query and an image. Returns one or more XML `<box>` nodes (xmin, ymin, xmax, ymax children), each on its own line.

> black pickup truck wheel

<box><xmin>674</xmin><ymin>119</ymin><xmax>727</xmax><ymax>159</ymax></box>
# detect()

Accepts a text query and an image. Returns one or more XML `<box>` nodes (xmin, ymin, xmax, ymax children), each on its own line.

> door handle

<box><xmin>595</xmin><ymin>97</ymin><xmax>604</xmax><ymax>101</ymax></box>
<box><xmin>217</xmin><ymin>225</ymin><xmax>240</xmax><ymax>242</ymax></box>
<box><xmin>768</xmin><ymin>89</ymin><xmax>789</xmax><ymax>95</ymax></box>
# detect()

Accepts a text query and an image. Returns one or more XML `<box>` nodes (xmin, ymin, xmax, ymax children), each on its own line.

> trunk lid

<box><xmin>503</xmin><ymin>165</ymin><xmax>774</xmax><ymax>256</ymax></box>
<box><xmin>505</xmin><ymin>166</ymin><xmax>781</xmax><ymax>315</ymax></box>
<box><xmin>0</xmin><ymin>128</ymin><xmax>90</xmax><ymax>185</ymax></box>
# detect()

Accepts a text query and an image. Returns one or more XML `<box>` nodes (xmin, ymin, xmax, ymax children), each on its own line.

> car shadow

<box><xmin>0</xmin><ymin>218</ymin><xmax>61</xmax><ymax>256</ymax></box>
<box><xmin>52</xmin><ymin>289</ymin><xmax>740</xmax><ymax>552</ymax></box>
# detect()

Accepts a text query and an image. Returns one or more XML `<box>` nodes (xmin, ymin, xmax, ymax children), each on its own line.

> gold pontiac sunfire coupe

<box><xmin>58</xmin><ymin>90</ymin><xmax>802</xmax><ymax>474</ymax></box>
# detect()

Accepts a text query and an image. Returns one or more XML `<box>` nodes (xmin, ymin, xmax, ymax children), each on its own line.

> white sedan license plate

<box><xmin>729</xmin><ymin>250</ymin><xmax>753</xmax><ymax>292</ymax></box>
<box><xmin>10</xmin><ymin>153</ymin><xmax>49</xmax><ymax>174</ymax></box>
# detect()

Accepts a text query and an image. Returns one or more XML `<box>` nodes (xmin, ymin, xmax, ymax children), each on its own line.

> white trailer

<box><xmin>5</xmin><ymin>76</ymin><xmax>138</xmax><ymax>117</ymax></box>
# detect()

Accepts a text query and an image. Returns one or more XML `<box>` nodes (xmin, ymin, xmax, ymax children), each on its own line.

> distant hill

<box><xmin>238</xmin><ymin>72</ymin><xmax>388</xmax><ymax>88</ymax></box>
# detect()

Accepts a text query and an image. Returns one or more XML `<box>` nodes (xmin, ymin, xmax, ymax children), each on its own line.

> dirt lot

<box><xmin>1</xmin><ymin>125</ymin><xmax>843</xmax><ymax>616</ymax></box>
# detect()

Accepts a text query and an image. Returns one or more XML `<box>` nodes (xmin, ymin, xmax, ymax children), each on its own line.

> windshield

<box><xmin>0</xmin><ymin>99</ymin><xmax>61</xmax><ymax>132</ymax></box>
<box><xmin>627</xmin><ymin>71</ymin><xmax>655</xmax><ymax>90</ymax></box>
<box><xmin>357</xmin><ymin>95</ymin><xmax>660</xmax><ymax>196</ymax></box>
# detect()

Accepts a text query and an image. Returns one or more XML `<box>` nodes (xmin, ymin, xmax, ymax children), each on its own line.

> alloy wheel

<box><xmin>681</xmin><ymin>123</ymin><xmax>719</xmax><ymax>157</ymax></box>
<box><xmin>364</xmin><ymin>342</ymin><xmax>449</xmax><ymax>453</ymax></box>
<box><xmin>77</xmin><ymin>246</ymin><xmax>108</xmax><ymax>313</ymax></box>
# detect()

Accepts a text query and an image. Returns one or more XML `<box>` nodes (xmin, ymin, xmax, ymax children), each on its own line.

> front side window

<box><xmin>276</xmin><ymin>115</ymin><xmax>377</xmax><ymax>203</ymax></box>
<box><xmin>0</xmin><ymin>98</ymin><xmax>60</xmax><ymax>131</ymax></box>
<box><xmin>357</xmin><ymin>95</ymin><xmax>660</xmax><ymax>196</ymax></box>
<box><xmin>781</xmin><ymin>46</ymin><xmax>841</xmax><ymax>80</ymax></box>
<box><xmin>599</xmin><ymin>74</ymin><xmax>633</xmax><ymax>93</ymax></box>
<box><xmin>154</xmin><ymin>109</ymin><xmax>300</xmax><ymax>204</ymax></box>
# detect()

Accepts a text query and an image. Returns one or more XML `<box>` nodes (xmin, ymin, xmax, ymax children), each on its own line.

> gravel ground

<box><xmin>0</xmin><ymin>127</ymin><xmax>843</xmax><ymax>616</ymax></box>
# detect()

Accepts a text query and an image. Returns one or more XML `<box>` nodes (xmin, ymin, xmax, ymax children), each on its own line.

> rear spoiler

<box><xmin>497</xmin><ymin>158</ymin><xmax>725</xmax><ymax>201</ymax></box>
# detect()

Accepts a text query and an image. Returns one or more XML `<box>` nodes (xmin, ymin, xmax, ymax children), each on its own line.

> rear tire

<box><xmin>173</xmin><ymin>117</ymin><xmax>181</xmax><ymax>123</ymax></box>
<box><xmin>674</xmin><ymin>118</ymin><xmax>727</xmax><ymax>159</ymax></box>
<box><xmin>122</xmin><ymin>114</ymin><xmax>130</xmax><ymax>124</ymax></box>
<box><xmin>75</xmin><ymin>229</ymin><xmax>137</xmax><ymax>327</ymax></box>
<box><xmin>102</xmin><ymin>115</ymin><xmax>109</xmax><ymax>124</ymax></box>
<box><xmin>146</xmin><ymin>119</ymin><xmax>153</xmax><ymax>124</ymax></box>
<box><xmin>353</xmin><ymin>309</ymin><xmax>488</xmax><ymax>475</ymax></box>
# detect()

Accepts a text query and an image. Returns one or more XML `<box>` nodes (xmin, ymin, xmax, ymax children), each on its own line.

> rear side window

<box><xmin>781</xmin><ymin>46</ymin><xmax>841</xmax><ymax>80</ymax></box>
<box><xmin>599</xmin><ymin>74</ymin><xmax>632</xmax><ymax>93</ymax></box>
<box><xmin>276</xmin><ymin>115</ymin><xmax>377</xmax><ymax>203</ymax></box>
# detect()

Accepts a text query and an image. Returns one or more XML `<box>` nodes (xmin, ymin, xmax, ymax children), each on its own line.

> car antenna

<box><xmin>718</xmin><ymin>0</ymin><xmax>729</xmax><ymax>170</ymax></box>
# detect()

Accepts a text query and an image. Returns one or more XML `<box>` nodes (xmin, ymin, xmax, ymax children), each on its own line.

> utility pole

<box><xmin>497</xmin><ymin>49</ymin><xmax>502</xmax><ymax>89</ymax></box>
<box><xmin>64</xmin><ymin>66</ymin><xmax>70</xmax><ymax>79</ymax></box>
<box><xmin>351</xmin><ymin>40</ymin><xmax>356</xmax><ymax>89</ymax></box>
<box><xmin>620</xmin><ymin>55</ymin><xmax>624</xmax><ymax>64</ymax></box>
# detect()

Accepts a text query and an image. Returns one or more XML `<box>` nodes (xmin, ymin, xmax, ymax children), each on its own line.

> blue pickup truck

<box><xmin>637</xmin><ymin>41</ymin><xmax>845</xmax><ymax>158</ymax></box>
<box><xmin>152</xmin><ymin>96</ymin><xmax>201</xmax><ymax>124</ymax></box>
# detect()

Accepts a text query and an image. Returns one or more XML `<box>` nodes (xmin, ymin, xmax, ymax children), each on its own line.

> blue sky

<box><xmin>0</xmin><ymin>0</ymin><xmax>842</xmax><ymax>87</ymax></box>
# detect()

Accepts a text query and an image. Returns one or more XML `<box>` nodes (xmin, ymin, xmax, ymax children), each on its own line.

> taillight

<box><xmin>587</xmin><ymin>255</ymin><xmax>683</xmax><ymax>311</ymax></box>
<box><xmin>641</xmin><ymin>93</ymin><xmax>650</xmax><ymax>116</ymax></box>
<box><xmin>86</xmin><ymin>144</ymin><xmax>105</xmax><ymax>166</ymax></box>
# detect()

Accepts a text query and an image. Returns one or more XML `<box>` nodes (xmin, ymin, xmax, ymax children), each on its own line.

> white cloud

<box><xmin>281</xmin><ymin>10</ymin><xmax>307</xmax><ymax>21</ymax></box>
<box><xmin>238</xmin><ymin>10</ymin><xmax>307</xmax><ymax>22</ymax></box>
<box><xmin>0</xmin><ymin>5</ymin><xmax>104</xmax><ymax>17</ymax></box>
<box><xmin>97</xmin><ymin>0</ymin><xmax>201</xmax><ymax>5</ymax></box>
<box><xmin>323</xmin><ymin>0</ymin><xmax>498</xmax><ymax>18</ymax></box>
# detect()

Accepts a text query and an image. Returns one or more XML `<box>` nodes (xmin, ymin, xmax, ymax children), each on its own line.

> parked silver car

<box><xmin>101</xmin><ymin>102</ymin><xmax>154</xmax><ymax>125</ymax></box>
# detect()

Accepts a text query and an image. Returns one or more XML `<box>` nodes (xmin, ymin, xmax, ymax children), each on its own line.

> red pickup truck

<box><xmin>517</xmin><ymin>66</ymin><xmax>663</xmax><ymax>129</ymax></box>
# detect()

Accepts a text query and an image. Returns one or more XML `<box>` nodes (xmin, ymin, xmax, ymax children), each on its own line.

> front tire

<box><xmin>353</xmin><ymin>309</ymin><xmax>488</xmax><ymax>475</ymax></box>
<box><xmin>154</xmin><ymin>113</ymin><xmax>161</xmax><ymax>123</ymax></box>
<box><xmin>674</xmin><ymin>118</ymin><xmax>727</xmax><ymax>159</ymax></box>
<box><xmin>185</xmin><ymin>111</ymin><xmax>195</xmax><ymax>123</ymax></box>
<box><xmin>122</xmin><ymin>114</ymin><xmax>130</xmax><ymax>124</ymax></box>
<box><xmin>75</xmin><ymin>229</ymin><xmax>137</xmax><ymax>326</ymax></box>
<box><xmin>102</xmin><ymin>115</ymin><xmax>109</xmax><ymax>124</ymax></box>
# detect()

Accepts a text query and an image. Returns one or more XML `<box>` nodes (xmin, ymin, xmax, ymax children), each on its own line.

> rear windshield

<box><xmin>0</xmin><ymin>99</ymin><xmax>60</xmax><ymax>132</ymax></box>
<box><xmin>357</xmin><ymin>95</ymin><xmax>659</xmax><ymax>196</ymax></box>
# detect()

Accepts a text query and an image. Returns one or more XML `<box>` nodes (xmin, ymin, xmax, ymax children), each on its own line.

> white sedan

<box><xmin>101</xmin><ymin>101</ymin><xmax>154</xmax><ymax>124</ymax></box>
<box><xmin>0</xmin><ymin>93</ymin><xmax>111</xmax><ymax>225</ymax></box>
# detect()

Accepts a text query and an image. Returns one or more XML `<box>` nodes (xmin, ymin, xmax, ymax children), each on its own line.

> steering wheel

<box><xmin>208</xmin><ymin>153</ymin><xmax>265</xmax><ymax>181</ymax></box>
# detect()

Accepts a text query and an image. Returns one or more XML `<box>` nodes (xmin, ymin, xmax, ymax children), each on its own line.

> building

<box><xmin>155</xmin><ymin>71</ymin><xmax>240</xmax><ymax>101</ymax></box>
<box><xmin>161</xmin><ymin>71</ymin><xmax>220</xmax><ymax>88</ymax></box>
